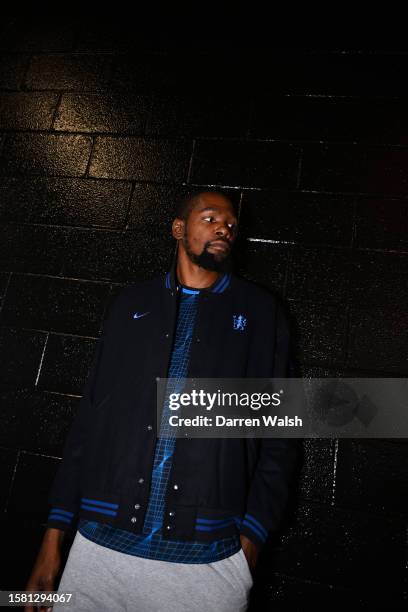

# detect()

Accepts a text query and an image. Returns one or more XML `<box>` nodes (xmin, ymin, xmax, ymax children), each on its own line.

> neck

<box><xmin>176</xmin><ymin>247</ymin><xmax>221</xmax><ymax>289</ymax></box>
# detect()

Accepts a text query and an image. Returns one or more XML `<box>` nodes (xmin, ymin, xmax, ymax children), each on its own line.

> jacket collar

<box><xmin>164</xmin><ymin>252</ymin><xmax>232</xmax><ymax>294</ymax></box>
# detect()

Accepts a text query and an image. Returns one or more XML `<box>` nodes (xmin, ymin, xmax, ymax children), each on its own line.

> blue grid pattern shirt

<box><xmin>79</xmin><ymin>279</ymin><xmax>241</xmax><ymax>562</ymax></box>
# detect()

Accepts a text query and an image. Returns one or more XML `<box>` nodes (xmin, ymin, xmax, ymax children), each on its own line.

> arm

<box><xmin>24</xmin><ymin>528</ymin><xmax>65</xmax><ymax>612</ymax></box>
<box><xmin>240</xmin><ymin>301</ymin><xmax>299</xmax><ymax>562</ymax></box>
<box><xmin>45</xmin><ymin>287</ymin><xmax>129</xmax><ymax>531</ymax></box>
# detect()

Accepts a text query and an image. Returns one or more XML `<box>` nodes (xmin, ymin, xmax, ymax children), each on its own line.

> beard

<box><xmin>182</xmin><ymin>235</ymin><xmax>233</xmax><ymax>272</ymax></box>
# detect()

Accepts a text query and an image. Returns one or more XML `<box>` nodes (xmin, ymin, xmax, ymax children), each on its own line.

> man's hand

<box><xmin>240</xmin><ymin>534</ymin><xmax>259</xmax><ymax>574</ymax></box>
<box><xmin>24</xmin><ymin>528</ymin><xmax>65</xmax><ymax>612</ymax></box>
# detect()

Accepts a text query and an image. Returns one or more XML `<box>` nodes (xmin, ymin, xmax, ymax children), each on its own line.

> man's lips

<box><xmin>209</xmin><ymin>241</ymin><xmax>230</xmax><ymax>251</ymax></box>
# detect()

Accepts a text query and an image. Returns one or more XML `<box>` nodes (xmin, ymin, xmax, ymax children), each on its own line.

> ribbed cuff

<box><xmin>46</xmin><ymin>507</ymin><xmax>76</xmax><ymax>532</ymax></box>
<box><xmin>239</xmin><ymin>512</ymin><xmax>268</xmax><ymax>549</ymax></box>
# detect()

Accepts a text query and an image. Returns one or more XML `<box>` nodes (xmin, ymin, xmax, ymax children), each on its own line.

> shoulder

<box><xmin>231</xmin><ymin>273</ymin><xmax>291</xmax><ymax>328</ymax></box>
<box><xmin>231</xmin><ymin>273</ymin><xmax>279</xmax><ymax>307</ymax></box>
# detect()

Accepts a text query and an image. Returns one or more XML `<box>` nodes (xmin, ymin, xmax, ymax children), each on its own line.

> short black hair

<box><xmin>175</xmin><ymin>187</ymin><xmax>235</xmax><ymax>221</ymax></box>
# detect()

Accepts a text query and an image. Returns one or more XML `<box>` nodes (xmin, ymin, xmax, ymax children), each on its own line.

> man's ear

<box><xmin>172</xmin><ymin>218</ymin><xmax>185</xmax><ymax>240</ymax></box>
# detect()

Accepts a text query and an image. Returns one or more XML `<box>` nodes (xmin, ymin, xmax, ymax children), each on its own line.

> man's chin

<box><xmin>194</xmin><ymin>251</ymin><xmax>231</xmax><ymax>272</ymax></box>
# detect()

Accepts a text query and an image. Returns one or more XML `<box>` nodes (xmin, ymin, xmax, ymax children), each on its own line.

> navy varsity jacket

<box><xmin>46</xmin><ymin>260</ymin><xmax>299</xmax><ymax>550</ymax></box>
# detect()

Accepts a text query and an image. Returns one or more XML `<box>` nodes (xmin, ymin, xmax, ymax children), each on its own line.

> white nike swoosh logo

<box><xmin>133</xmin><ymin>311</ymin><xmax>150</xmax><ymax>319</ymax></box>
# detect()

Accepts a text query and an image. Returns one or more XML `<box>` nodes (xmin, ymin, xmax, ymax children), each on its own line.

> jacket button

<box><xmin>165</xmin><ymin>333</ymin><xmax>169</xmax><ymax>338</ymax></box>
<box><xmin>173</xmin><ymin>484</ymin><xmax>178</xmax><ymax>490</ymax></box>
<box><xmin>138</xmin><ymin>478</ymin><xmax>144</xmax><ymax>484</ymax></box>
<box><xmin>169</xmin><ymin>511</ymin><xmax>175</xmax><ymax>516</ymax></box>
<box><xmin>166</xmin><ymin>525</ymin><xmax>172</xmax><ymax>530</ymax></box>
<box><xmin>196</xmin><ymin>338</ymin><xmax>200</xmax><ymax>343</ymax></box>
<box><xmin>134</xmin><ymin>504</ymin><xmax>141</xmax><ymax>510</ymax></box>
<box><xmin>147</xmin><ymin>425</ymin><xmax>152</xmax><ymax>431</ymax></box>
<box><xmin>131</xmin><ymin>517</ymin><xmax>137</xmax><ymax>523</ymax></box>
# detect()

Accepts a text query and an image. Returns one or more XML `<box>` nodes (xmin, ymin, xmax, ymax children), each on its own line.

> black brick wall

<box><xmin>0</xmin><ymin>16</ymin><xmax>406</xmax><ymax>611</ymax></box>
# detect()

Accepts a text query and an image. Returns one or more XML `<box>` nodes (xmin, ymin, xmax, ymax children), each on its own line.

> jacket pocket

<box><xmin>164</xmin><ymin>503</ymin><xmax>197</xmax><ymax>540</ymax></box>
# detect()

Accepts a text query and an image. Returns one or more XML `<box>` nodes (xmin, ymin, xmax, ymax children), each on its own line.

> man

<box><xmin>25</xmin><ymin>189</ymin><xmax>298</xmax><ymax>611</ymax></box>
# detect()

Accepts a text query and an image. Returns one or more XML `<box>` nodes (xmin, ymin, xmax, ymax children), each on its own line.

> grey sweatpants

<box><xmin>53</xmin><ymin>531</ymin><xmax>253</xmax><ymax>612</ymax></box>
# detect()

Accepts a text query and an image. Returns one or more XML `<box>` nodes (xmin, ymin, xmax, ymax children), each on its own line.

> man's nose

<box><xmin>215</xmin><ymin>224</ymin><xmax>230</xmax><ymax>237</ymax></box>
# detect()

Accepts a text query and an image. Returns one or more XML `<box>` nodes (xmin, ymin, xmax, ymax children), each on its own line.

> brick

<box><xmin>243</xmin><ymin>52</ymin><xmax>408</xmax><ymax>96</ymax></box>
<box><xmin>0</xmin><ymin>224</ymin><xmax>67</xmax><ymax>274</ymax></box>
<box><xmin>240</xmin><ymin>190</ymin><xmax>354</xmax><ymax>246</ymax></box>
<box><xmin>110</xmin><ymin>52</ymin><xmax>181</xmax><ymax>92</ymax></box>
<box><xmin>354</xmin><ymin>197</ymin><xmax>408</xmax><ymax>250</ymax></box>
<box><xmin>61</xmin><ymin>227</ymin><xmax>173</xmax><ymax>283</ymax></box>
<box><xmin>0</xmin><ymin>447</ymin><xmax>18</xmax><ymax>512</ymax></box>
<box><xmin>348</xmin><ymin>304</ymin><xmax>408</xmax><ymax>374</ymax></box>
<box><xmin>128</xmin><ymin>182</ymin><xmax>240</xmax><ymax>231</ymax></box>
<box><xmin>54</xmin><ymin>93</ymin><xmax>149</xmax><ymax>134</ymax></box>
<box><xmin>298</xmin><ymin>439</ymin><xmax>335</xmax><ymax>505</ymax></box>
<box><xmin>349</xmin><ymin>251</ymin><xmax>408</xmax><ymax>308</ymax></box>
<box><xmin>0</xmin><ymin>20</ymin><xmax>76</xmax><ymax>53</ymax></box>
<box><xmin>300</xmin><ymin>144</ymin><xmax>408</xmax><ymax>196</ymax></box>
<box><xmin>289</xmin><ymin>299</ymin><xmax>348</xmax><ymax>367</ymax></box>
<box><xmin>0</xmin><ymin>388</ymin><xmax>34</xmax><ymax>449</ymax></box>
<box><xmin>36</xmin><ymin>333</ymin><xmax>97</xmax><ymax>395</ymax></box>
<box><xmin>0</xmin><ymin>92</ymin><xmax>59</xmax><ymax>130</ymax></box>
<box><xmin>0</xmin><ymin>176</ymin><xmax>131</xmax><ymax>228</ymax></box>
<box><xmin>0</xmin><ymin>274</ymin><xmax>110</xmax><ymax>336</ymax></box>
<box><xmin>128</xmin><ymin>183</ymin><xmax>187</xmax><ymax>231</ymax></box>
<box><xmin>286</xmin><ymin>246</ymin><xmax>352</xmax><ymax>305</ymax></box>
<box><xmin>75</xmin><ymin>22</ymin><xmax>136</xmax><ymax>53</ymax></box>
<box><xmin>0</xmin><ymin>272</ymin><xmax>10</xmax><ymax>298</ymax></box>
<box><xmin>0</xmin><ymin>327</ymin><xmax>46</xmax><ymax>386</ymax></box>
<box><xmin>6</xmin><ymin>451</ymin><xmax>60</xmax><ymax>520</ymax></box>
<box><xmin>109</xmin><ymin>52</ymin><xmax>242</xmax><ymax>94</ymax></box>
<box><xmin>0</xmin><ymin>53</ymin><xmax>30</xmax><ymax>89</ymax></box>
<box><xmin>22</xmin><ymin>391</ymin><xmax>77</xmax><ymax>456</ymax></box>
<box><xmin>26</xmin><ymin>54</ymin><xmax>112</xmax><ymax>91</ymax></box>
<box><xmin>335</xmin><ymin>439</ymin><xmax>408</xmax><ymax>517</ymax></box>
<box><xmin>0</xmin><ymin>133</ymin><xmax>92</xmax><ymax>177</ymax></box>
<box><xmin>0</xmin><ymin>386</ymin><xmax>77</xmax><ymax>456</ymax></box>
<box><xmin>89</xmin><ymin>137</ymin><xmax>190</xmax><ymax>181</ymax></box>
<box><xmin>253</xmin><ymin>572</ymin><xmax>403</xmax><ymax>609</ymax></box>
<box><xmin>147</xmin><ymin>94</ymin><xmax>250</xmax><ymax>137</ymax></box>
<box><xmin>234</xmin><ymin>241</ymin><xmax>289</xmax><ymax>296</ymax></box>
<box><xmin>190</xmin><ymin>140</ymin><xmax>300</xmax><ymax>188</ymax></box>
<box><xmin>249</xmin><ymin>96</ymin><xmax>408</xmax><ymax>145</ymax></box>
<box><xmin>265</xmin><ymin>501</ymin><xmax>405</xmax><ymax>590</ymax></box>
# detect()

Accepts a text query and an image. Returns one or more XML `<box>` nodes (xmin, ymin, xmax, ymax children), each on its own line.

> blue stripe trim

<box><xmin>197</xmin><ymin>518</ymin><xmax>231</xmax><ymax>525</ymax></box>
<box><xmin>196</xmin><ymin>517</ymin><xmax>234</xmax><ymax>524</ymax></box>
<box><xmin>211</xmin><ymin>273</ymin><xmax>227</xmax><ymax>292</ymax></box>
<box><xmin>80</xmin><ymin>498</ymin><xmax>119</xmax><ymax>509</ymax></box>
<box><xmin>196</xmin><ymin>519</ymin><xmax>236</xmax><ymax>531</ymax></box>
<box><xmin>50</xmin><ymin>508</ymin><xmax>74</xmax><ymax>517</ymax></box>
<box><xmin>48</xmin><ymin>513</ymin><xmax>72</xmax><ymax>524</ymax></box>
<box><xmin>165</xmin><ymin>273</ymin><xmax>170</xmax><ymax>288</ymax></box>
<box><xmin>244</xmin><ymin>513</ymin><xmax>268</xmax><ymax>538</ymax></box>
<box><xmin>242</xmin><ymin>519</ymin><xmax>267</xmax><ymax>542</ymax></box>
<box><xmin>196</xmin><ymin>516</ymin><xmax>242</xmax><ymax>531</ymax></box>
<box><xmin>80</xmin><ymin>504</ymin><xmax>117</xmax><ymax>516</ymax></box>
<box><xmin>212</xmin><ymin>273</ymin><xmax>230</xmax><ymax>293</ymax></box>
<box><xmin>181</xmin><ymin>287</ymin><xmax>200</xmax><ymax>295</ymax></box>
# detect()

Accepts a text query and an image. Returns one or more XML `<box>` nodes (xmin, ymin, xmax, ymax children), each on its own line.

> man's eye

<box><xmin>203</xmin><ymin>216</ymin><xmax>214</xmax><ymax>222</ymax></box>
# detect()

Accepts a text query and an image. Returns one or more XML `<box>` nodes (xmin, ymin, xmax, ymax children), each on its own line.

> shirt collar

<box><xmin>165</xmin><ymin>256</ymin><xmax>231</xmax><ymax>294</ymax></box>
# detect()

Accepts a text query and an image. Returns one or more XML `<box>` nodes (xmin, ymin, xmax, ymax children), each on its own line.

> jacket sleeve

<box><xmin>45</xmin><ymin>289</ymin><xmax>125</xmax><ymax>532</ymax></box>
<box><xmin>239</xmin><ymin>301</ymin><xmax>300</xmax><ymax>549</ymax></box>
